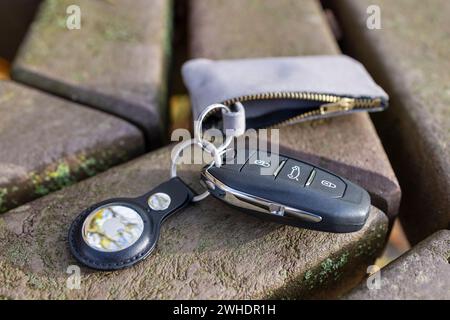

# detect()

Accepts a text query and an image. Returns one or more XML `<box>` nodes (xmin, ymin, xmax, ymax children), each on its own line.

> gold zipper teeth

<box><xmin>223</xmin><ymin>92</ymin><xmax>338</xmax><ymax>106</ymax></box>
<box><xmin>222</xmin><ymin>92</ymin><xmax>379</xmax><ymax>107</ymax></box>
<box><xmin>218</xmin><ymin>92</ymin><xmax>381</xmax><ymax>127</ymax></box>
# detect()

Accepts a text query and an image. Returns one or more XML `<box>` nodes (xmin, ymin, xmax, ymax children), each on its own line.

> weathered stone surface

<box><xmin>0</xmin><ymin>0</ymin><xmax>393</xmax><ymax>300</ymax></box>
<box><xmin>0</xmin><ymin>146</ymin><xmax>388</xmax><ymax>299</ymax></box>
<box><xmin>329</xmin><ymin>0</ymin><xmax>450</xmax><ymax>245</ymax></box>
<box><xmin>346</xmin><ymin>230</ymin><xmax>450</xmax><ymax>300</ymax></box>
<box><xmin>189</xmin><ymin>0</ymin><xmax>339</xmax><ymax>59</ymax></box>
<box><xmin>188</xmin><ymin>0</ymin><xmax>400</xmax><ymax>218</ymax></box>
<box><xmin>12</xmin><ymin>0</ymin><xmax>172</xmax><ymax>147</ymax></box>
<box><xmin>0</xmin><ymin>80</ymin><xmax>144</xmax><ymax>213</ymax></box>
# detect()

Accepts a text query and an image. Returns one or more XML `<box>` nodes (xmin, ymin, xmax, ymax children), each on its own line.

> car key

<box><xmin>201</xmin><ymin>148</ymin><xmax>371</xmax><ymax>233</ymax></box>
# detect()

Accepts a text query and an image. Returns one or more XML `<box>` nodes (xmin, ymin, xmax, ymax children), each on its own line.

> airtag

<box><xmin>68</xmin><ymin>178</ymin><xmax>195</xmax><ymax>270</ymax></box>
<box><xmin>82</xmin><ymin>205</ymin><xmax>144</xmax><ymax>252</ymax></box>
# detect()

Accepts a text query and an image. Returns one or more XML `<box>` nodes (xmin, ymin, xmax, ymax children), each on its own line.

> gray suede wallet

<box><xmin>182</xmin><ymin>55</ymin><xmax>388</xmax><ymax>128</ymax></box>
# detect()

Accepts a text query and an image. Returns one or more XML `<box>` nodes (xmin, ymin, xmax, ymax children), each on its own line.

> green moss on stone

<box><xmin>28</xmin><ymin>150</ymin><xmax>127</xmax><ymax>198</ymax></box>
<box><xmin>47</xmin><ymin>162</ymin><xmax>73</xmax><ymax>186</ymax></box>
<box><xmin>38</xmin><ymin>0</ymin><xmax>68</xmax><ymax>28</ymax></box>
<box><xmin>0</xmin><ymin>144</ymin><xmax>134</xmax><ymax>214</ymax></box>
<box><xmin>5</xmin><ymin>241</ymin><xmax>30</xmax><ymax>267</ymax></box>
<box><xmin>0</xmin><ymin>217</ymin><xmax>6</xmax><ymax>236</ymax></box>
<box><xmin>303</xmin><ymin>252</ymin><xmax>349</xmax><ymax>289</ymax></box>
<box><xmin>31</xmin><ymin>161</ymin><xmax>75</xmax><ymax>196</ymax></box>
<box><xmin>21</xmin><ymin>0</ymin><xmax>67</xmax><ymax>64</ymax></box>
<box><xmin>195</xmin><ymin>238</ymin><xmax>213</xmax><ymax>253</ymax></box>
<box><xmin>101</xmin><ymin>20</ymin><xmax>141</xmax><ymax>42</ymax></box>
<box><xmin>77</xmin><ymin>156</ymin><xmax>100</xmax><ymax>176</ymax></box>
<box><xmin>27</xmin><ymin>274</ymin><xmax>47</xmax><ymax>290</ymax></box>
<box><xmin>0</xmin><ymin>188</ymin><xmax>8</xmax><ymax>212</ymax></box>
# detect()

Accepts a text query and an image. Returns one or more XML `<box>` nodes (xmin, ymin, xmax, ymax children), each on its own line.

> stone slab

<box><xmin>189</xmin><ymin>0</ymin><xmax>339</xmax><ymax>59</ymax></box>
<box><xmin>329</xmin><ymin>0</ymin><xmax>450</xmax><ymax>245</ymax></box>
<box><xmin>0</xmin><ymin>146</ymin><xmax>388</xmax><ymax>299</ymax></box>
<box><xmin>346</xmin><ymin>230</ymin><xmax>450</xmax><ymax>300</ymax></box>
<box><xmin>0</xmin><ymin>0</ymin><xmax>393</xmax><ymax>300</ymax></box>
<box><xmin>11</xmin><ymin>0</ymin><xmax>172</xmax><ymax>147</ymax></box>
<box><xmin>0</xmin><ymin>80</ymin><xmax>144</xmax><ymax>213</ymax></box>
<box><xmin>188</xmin><ymin>0</ymin><xmax>400</xmax><ymax>218</ymax></box>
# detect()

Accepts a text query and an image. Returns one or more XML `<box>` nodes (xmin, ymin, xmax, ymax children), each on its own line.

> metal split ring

<box><xmin>170</xmin><ymin>139</ymin><xmax>222</xmax><ymax>202</ymax></box>
<box><xmin>194</xmin><ymin>103</ymin><xmax>234</xmax><ymax>153</ymax></box>
<box><xmin>171</xmin><ymin>103</ymin><xmax>240</xmax><ymax>202</ymax></box>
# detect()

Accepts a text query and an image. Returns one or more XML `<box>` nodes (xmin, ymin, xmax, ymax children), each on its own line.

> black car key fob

<box><xmin>201</xmin><ymin>149</ymin><xmax>371</xmax><ymax>233</ymax></box>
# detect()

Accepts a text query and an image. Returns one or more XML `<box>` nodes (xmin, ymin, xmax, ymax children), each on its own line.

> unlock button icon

<box><xmin>308</xmin><ymin>169</ymin><xmax>346</xmax><ymax>198</ymax></box>
<box><xmin>321</xmin><ymin>180</ymin><xmax>337</xmax><ymax>189</ymax></box>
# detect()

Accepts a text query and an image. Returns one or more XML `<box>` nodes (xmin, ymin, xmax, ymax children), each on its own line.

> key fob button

<box><xmin>241</xmin><ymin>152</ymin><xmax>285</xmax><ymax>177</ymax></box>
<box><xmin>307</xmin><ymin>169</ymin><xmax>346</xmax><ymax>198</ymax></box>
<box><xmin>275</xmin><ymin>159</ymin><xmax>313</xmax><ymax>187</ymax></box>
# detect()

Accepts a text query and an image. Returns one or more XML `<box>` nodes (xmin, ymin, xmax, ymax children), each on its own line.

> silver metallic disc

<box><xmin>82</xmin><ymin>205</ymin><xmax>144</xmax><ymax>252</ymax></box>
<box><xmin>148</xmin><ymin>192</ymin><xmax>171</xmax><ymax>211</ymax></box>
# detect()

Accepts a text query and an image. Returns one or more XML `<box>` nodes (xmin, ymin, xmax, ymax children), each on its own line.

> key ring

<box><xmin>170</xmin><ymin>138</ymin><xmax>222</xmax><ymax>202</ymax></box>
<box><xmin>194</xmin><ymin>103</ymin><xmax>234</xmax><ymax>153</ymax></box>
<box><xmin>69</xmin><ymin>102</ymin><xmax>245</xmax><ymax>270</ymax></box>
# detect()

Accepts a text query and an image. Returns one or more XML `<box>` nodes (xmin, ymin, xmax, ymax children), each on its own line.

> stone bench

<box><xmin>11</xmin><ymin>0</ymin><xmax>172</xmax><ymax>148</ymax></box>
<box><xmin>346</xmin><ymin>230</ymin><xmax>450</xmax><ymax>300</ymax></box>
<box><xmin>328</xmin><ymin>0</ymin><xmax>450</xmax><ymax>244</ymax></box>
<box><xmin>0</xmin><ymin>0</ymin><xmax>397</xmax><ymax>299</ymax></box>
<box><xmin>0</xmin><ymin>146</ymin><xmax>388</xmax><ymax>299</ymax></box>
<box><xmin>0</xmin><ymin>81</ymin><xmax>144</xmax><ymax>214</ymax></box>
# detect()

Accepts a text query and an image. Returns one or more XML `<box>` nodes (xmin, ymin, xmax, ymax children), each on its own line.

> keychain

<box><xmin>69</xmin><ymin>101</ymin><xmax>371</xmax><ymax>270</ymax></box>
<box><xmin>68</xmin><ymin>104</ymin><xmax>241</xmax><ymax>270</ymax></box>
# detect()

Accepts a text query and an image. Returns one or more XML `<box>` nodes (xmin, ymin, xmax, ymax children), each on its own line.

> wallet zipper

<box><xmin>221</xmin><ymin>92</ymin><xmax>382</xmax><ymax>127</ymax></box>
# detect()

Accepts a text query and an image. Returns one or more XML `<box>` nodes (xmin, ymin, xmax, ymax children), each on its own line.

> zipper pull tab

<box><xmin>320</xmin><ymin>98</ymin><xmax>356</xmax><ymax>115</ymax></box>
